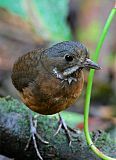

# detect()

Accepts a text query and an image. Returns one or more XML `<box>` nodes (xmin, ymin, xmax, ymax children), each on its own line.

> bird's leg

<box><xmin>54</xmin><ymin>113</ymin><xmax>77</xmax><ymax>146</ymax></box>
<box><xmin>25</xmin><ymin>111</ymin><xmax>49</xmax><ymax>160</ymax></box>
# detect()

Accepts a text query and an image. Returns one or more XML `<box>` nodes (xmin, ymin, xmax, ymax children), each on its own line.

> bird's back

<box><xmin>11</xmin><ymin>48</ymin><xmax>44</xmax><ymax>92</ymax></box>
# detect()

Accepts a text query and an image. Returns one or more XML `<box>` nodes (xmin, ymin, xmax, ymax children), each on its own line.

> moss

<box><xmin>0</xmin><ymin>96</ymin><xmax>115</xmax><ymax>160</ymax></box>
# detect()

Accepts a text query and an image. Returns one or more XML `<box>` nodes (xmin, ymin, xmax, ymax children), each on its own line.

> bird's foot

<box><xmin>25</xmin><ymin>114</ymin><xmax>49</xmax><ymax>160</ymax></box>
<box><xmin>54</xmin><ymin>113</ymin><xmax>77</xmax><ymax>146</ymax></box>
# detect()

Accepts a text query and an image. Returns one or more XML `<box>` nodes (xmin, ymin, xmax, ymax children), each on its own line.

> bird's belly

<box><xmin>21</xmin><ymin>71</ymin><xmax>84</xmax><ymax>115</ymax></box>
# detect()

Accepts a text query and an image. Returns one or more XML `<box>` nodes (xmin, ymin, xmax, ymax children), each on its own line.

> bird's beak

<box><xmin>83</xmin><ymin>58</ymin><xmax>101</xmax><ymax>70</ymax></box>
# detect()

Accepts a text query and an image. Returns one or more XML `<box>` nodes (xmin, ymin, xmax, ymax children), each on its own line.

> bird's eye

<box><xmin>65</xmin><ymin>55</ymin><xmax>73</xmax><ymax>62</ymax></box>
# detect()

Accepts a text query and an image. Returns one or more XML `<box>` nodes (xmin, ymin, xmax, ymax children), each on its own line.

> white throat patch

<box><xmin>53</xmin><ymin>66</ymin><xmax>79</xmax><ymax>84</ymax></box>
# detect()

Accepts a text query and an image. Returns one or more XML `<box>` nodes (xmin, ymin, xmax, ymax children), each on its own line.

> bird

<box><xmin>11</xmin><ymin>41</ymin><xmax>101</xmax><ymax>160</ymax></box>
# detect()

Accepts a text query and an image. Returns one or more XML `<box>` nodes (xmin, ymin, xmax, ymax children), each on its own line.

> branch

<box><xmin>0</xmin><ymin>96</ymin><xmax>115</xmax><ymax>160</ymax></box>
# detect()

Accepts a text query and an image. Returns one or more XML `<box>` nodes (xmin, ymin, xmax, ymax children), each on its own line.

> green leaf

<box><xmin>33</xmin><ymin>0</ymin><xmax>72</xmax><ymax>40</ymax></box>
<box><xmin>0</xmin><ymin>0</ymin><xmax>72</xmax><ymax>41</ymax></box>
<box><xmin>0</xmin><ymin>0</ymin><xmax>27</xmax><ymax>19</ymax></box>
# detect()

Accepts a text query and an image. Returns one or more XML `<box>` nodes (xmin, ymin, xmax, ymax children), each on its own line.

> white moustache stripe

<box><xmin>63</xmin><ymin>65</ymin><xmax>79</xmax><ymax>76</ymax></box>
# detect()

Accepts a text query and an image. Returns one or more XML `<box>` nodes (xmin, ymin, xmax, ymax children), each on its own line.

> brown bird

<box><xmin>11</xmin><ymin>41</ymin><xmax>101</xmax><ymax>159</ymax></box>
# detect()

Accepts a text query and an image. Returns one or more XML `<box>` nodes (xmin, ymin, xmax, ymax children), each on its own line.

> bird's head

<box><xmin>42</xmin><ymin>41</ymin><xmax>101</xmax><ymax>77</ymax></box>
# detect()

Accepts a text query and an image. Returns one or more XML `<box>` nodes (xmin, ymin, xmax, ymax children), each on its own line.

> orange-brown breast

<box><xmin>20</xmin><ymin>70</ymin><xmax>84</xmax><ymax>115</ymax></box>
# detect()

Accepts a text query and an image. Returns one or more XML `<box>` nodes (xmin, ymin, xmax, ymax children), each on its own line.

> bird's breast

<box><xmin>21</xmin><ymin>70</ymin><xmax>84</xmax><ymax>115</ymax></box>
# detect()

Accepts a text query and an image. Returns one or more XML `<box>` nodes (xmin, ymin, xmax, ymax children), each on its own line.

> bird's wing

<box><xmin>11</xmin><ymin>48</ymin><xmax>45</xmax><ymax>91</ymax></box>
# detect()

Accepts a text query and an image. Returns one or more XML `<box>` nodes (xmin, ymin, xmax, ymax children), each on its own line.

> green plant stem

<box><xmin>84</xmin><ymin>6</ymin><xmax>116</xmax><ymax>160</ymax></box>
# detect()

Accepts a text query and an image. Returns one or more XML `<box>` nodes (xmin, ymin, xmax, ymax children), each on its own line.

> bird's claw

<box><xmin>54</xmin><ymin>114</ymin><xmax>77</xmax><ymax>146</ymax></box>
<box><xmin>25</xmin><ymin>113</ymin><xmax>49</xmax><ymax>160</ymax></box>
